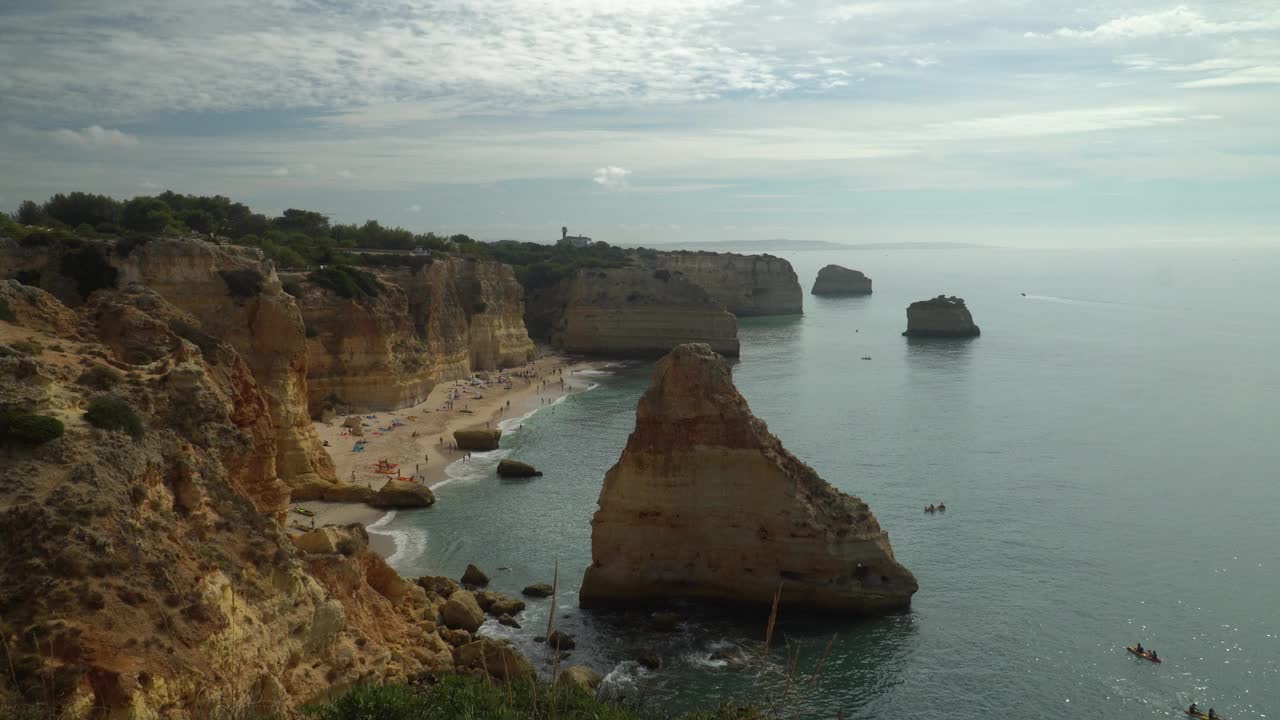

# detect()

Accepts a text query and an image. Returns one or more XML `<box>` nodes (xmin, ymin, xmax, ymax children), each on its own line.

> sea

<box><xmin>370</xmin><ymin>246</ymin><xmax>1279</xmax><ymax>719</ymax></box>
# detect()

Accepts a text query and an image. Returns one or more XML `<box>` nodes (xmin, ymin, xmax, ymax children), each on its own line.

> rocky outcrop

<box><xmin>441</xmin><ymin>590</ymin><xmax>486</xmax><ymax>633</ymax></box>
<box><xmin>454</xmin><ymin>429</ymin><xmax>501</xmax><ymax>451</ymax></box>
<box><xmin>811</xmin><ymin>265</ymin><xmax>872</xmax><ymax>295</ymax></box>
<box><xmin>527</xmin><ymin>268</ymin><xmax>739</xmax><ymax>358</ymax></box>
<box><xmin>0</xmin><ymin>279</ymin><xmax>473</xmax><ymax>718</ymax></box>
<box><xmin>497</xmin><ymin>459</ymin><xmax>541</xmax><ymax>478</ymax></box>
<box><xmin>580</xmin><ymin>343</ymin><xmax>917</xmax><ymax>613</ymax></box>
<box><xmin>642</xmin><ymin>252</ymin><xmax>802</xmax><ymax>316</ymax></box>
<box><xmin>455</xmin><ymin>639</ymin><xmax>534</xmax><ymax>681</ymax></box>
<box><xmin>902</xmin><ymin>295</ymin><xmax>980</xmax><ymax>337</ymax></box>
<box><xmin>293</xmin><ymin>257</ymin><xmax>535</xmax><ymax>413</ymax></box>
<box><xmin>368</xmin><ymin>481</ymin><xmax>435</xmax><ymax>508</ymax></box>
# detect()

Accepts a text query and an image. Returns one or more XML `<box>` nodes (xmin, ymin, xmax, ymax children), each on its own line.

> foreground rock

<box><xmin>456</xmin><ymin>638</ymin><xmax>535</xmax><ymax>681</ymax></box>
<box><xmin>497</xmin><ymin>459</ymin><xmax>542</xmax><ymax>478</ymax></box>
<box><xmin>902</xmin><ymin>295</ymin><xmax>980</xmax><ymax>337</ymax></box>
<box><xmin>558</xmin><ymin>666</ymin><xmax>603</xmax><ymax>691</ymax></box>
<box><xmin>368</xmin><ymin>481</ymin><xmax>435</xmax><ymax>508</ymax></box>
<box><xmin>579</xmin><ymin>343</ymin><xmax>917</xmax><ymax>613</ymax></box>
<box><xmin>441</xmin><ymin>589</ymin><xmax>486</xmax><ymax>632</ymax></box>
<box><xmin>522</xmin><ymin>583</ymin><xmax>554</xmax><ymax>598</ymax></box>
<box><xmin>454</xmin><ymin>428</ymin><xmax>501</xmax><ymax>451</ymax></box>
<box><xmin>811</xmin><ymin>265</ymin><xmax>872</xmax><ymax>295</ymax></box>
<box><xmin>461</xmin><ymin>563</ymin><xmax>490</xmax><ymax>587</ymax></box>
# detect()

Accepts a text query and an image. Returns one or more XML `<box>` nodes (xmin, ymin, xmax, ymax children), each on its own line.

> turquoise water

<box><xmin>376</xmin><ymin>247</ymin><xmax>1280</xmax><ymax>719</ymax></box>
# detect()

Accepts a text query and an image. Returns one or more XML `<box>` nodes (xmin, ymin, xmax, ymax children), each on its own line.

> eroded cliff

<box><xmin>580</xmin><ymin>343</ymin><xmax>916</xmax><ymax>613</ymax></box>
<box><xmin>641</xmin><ymin>251</ymin><xmax>803</xmax><ymax>316</ymax></box>
<box><xmin>527</xmin><ymin>268</ymin><xmax>739</xmax><ymax>358</ymax></box>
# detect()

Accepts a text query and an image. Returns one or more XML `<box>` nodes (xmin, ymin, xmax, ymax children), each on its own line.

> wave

<box><xmin>365</xmin><ymin>509</ymin><xmax>427</xmax><ymax>567</ymax></box>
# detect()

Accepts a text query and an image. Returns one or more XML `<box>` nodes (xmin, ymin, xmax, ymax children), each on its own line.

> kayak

<box><xmin>1125</xmin><ymin>646</ymin><xmax>1161</xmax><ymax>663</ymax></box>
<box><xmin>291</xmin><ymin>506</ymin><xmax>316</xmax><ymax>517</ymax></box>
<box><xmin>1185</xmin><ymin>712</ymin><xmax>1225</xmax><ymax>720</ymax></box>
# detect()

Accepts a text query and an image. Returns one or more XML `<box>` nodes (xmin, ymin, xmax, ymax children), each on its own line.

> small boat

<box><xmin>291</xmin><ymin>506</ymin><xmax>316</xmax><ymax>517</ymax></box>
<box><xmin>1125</xmin><ymin>646</ymin><xmax>1161</xmax><ymax>663</ymax></box>
<box><xmin>1185</xmin><ymin>712</ymin><xmax>1225</xmax><ymax>720</ymax></box>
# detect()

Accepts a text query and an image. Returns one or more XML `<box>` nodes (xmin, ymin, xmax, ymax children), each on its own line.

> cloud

<box><xmin>337</xmin><ymin>169</ymin><xmax>355</xmax><ymax>180</ymax></box>
<box><xmin>1041</xmin><ymin>5</ymin><xmax>1280</xmax><ymax>40</ymax></box>
<box><xmin>593</xmin><ymin>166</ymin><xmax>631</xmax><ymax>190</ymax></box>
<box><xmin>140</xmin><ymin>179</ymin><xmax>161</xmax><ymax>190</ymax></box>
<box><xmin>408</xmin><ymin>204</ymin><xmax>422</xmax><ymax>213</ymax></box>
<box><xmin>270</xmin><ymin>167</ymin><xmax>289</xmax><ymax>176</ymax></box>
<box><xmin>49</xmin><ymin>125</ymin><xmax>138</xmax><ymax>148</ymax></box>
<box><xmin>1179</xmin><ymin>66</ymin><xmax>1280</xmax><ymax>88</ymax></box>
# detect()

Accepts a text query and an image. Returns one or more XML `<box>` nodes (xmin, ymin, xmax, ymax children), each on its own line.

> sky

<box><xmin>1</xmin><ymin>0</ymin><xmax>1278</xmax><ymax>247</ymax></box>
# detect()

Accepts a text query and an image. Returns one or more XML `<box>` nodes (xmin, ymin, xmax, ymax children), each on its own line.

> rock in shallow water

<box><xmin>496</xmin><ymin>459</ymin><xmax>542</xmax><ymax>477</ymax></box>
<box><xmin>522</xmin><ymin>583</ymin><xmax>554</xmax><ymax>598</ymax></box>
<box><xmin>454</xmin><ymin>429</ymin><xmax>501</xmax><ymax>451</ymax></box>
<box><xmin>811</xmin><ymin>264</ymin><xmax>872</xmax><ymax>295</ymax></box>
<box><xmin>461</xmin><ymin>563</ymin><xmax>490</xmax><ymax>587</ymax></box>
<box><xmin>902</xmin><ymin>295</ymin><xmax>980</xmax><ymax>337</ymax></box>
<box><xmin>579</xmin><ymin>343</ymin><xmax>918</xmax><ymax>614</ymax></box>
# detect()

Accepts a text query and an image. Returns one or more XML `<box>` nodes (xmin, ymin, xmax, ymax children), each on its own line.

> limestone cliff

<box><xmin>527</xmin><ymin>268</ymin><xmax>739</xmax><ymax>358</ymax></box>
<box><xmin>0</xmin><ymin>280</ymin><xmax>461</xmax><ymax>718</ymax></box>
<box><xmin>641</xmin><ymin>251</ymin><xmax>803</xmax><ymax>316</ymax></box>
<box><xmin>290</xmin><ymin>257</ymin><xmax>535</xmax><ymax>412</ymax></box>
<box><xmin>580</xmin><ymin>343</ymin><xmax>916</xmax><ymax>613</ymax></box>
<box><xmin>902</xmin><ymin>295</ymin><xmax>980</xmax><ymax>337</ymax></box>
<box><xmin>811</xmin><ymin>265</ymin><xmax>872</xmax><ymax>295</ymax></box>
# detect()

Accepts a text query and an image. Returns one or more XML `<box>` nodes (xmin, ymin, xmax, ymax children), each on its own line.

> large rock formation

<box><xmin>902</xmin><ymin>295</ymin><xmax>980</xmax><ymax>337</ymax></box>
<box><xmin>642</xmin><ymin>252</ymin><xmax>803</xmax><ymax>316</ymax></box>
<box><xmin>0</xmin><ymin>277</ymin><xmax>484</xmax><ymax>718</ymax></box>
<box><xmin>811</xmin><ymin>265</ymin><xmax>872</xmax><ymax>296</ymax></box>
<box><xmin>579</xmin><ymin>343</ymin><xmax>916</xmax><ymax>613</ymax></box>
<box><xmin>292</xmin><ymin>257</ymin><xmax>535</xmax><ymax>413</ymax></box>
<box><xmin>526</xmin><ymin>268</ymin><xmax>739</xmax><ymax>358</ymax></box>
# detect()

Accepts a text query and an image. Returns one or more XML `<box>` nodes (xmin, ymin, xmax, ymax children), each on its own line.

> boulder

<box><xmin>902</xmin><ymin>295</ymin><xmax>980</xmax><ymax>338</ymax></box>
<box><xmin>291</xmin><ymin>525</ymin><xmax>367</xmax><ymax>556</ymax></box>
<box><xmin>811</xmin><ymin>265</ymin><xmax>872</xmax><ymax>296</ymax></box>
<box><xmin>521</xmin><ymin>583</ymin><xmax>554</xmax><ymax>598</ymax></box>
<box><xmin>489</xmin><ymin>597</ymin><xmax>526</xmax><ymax>616</ymax></box>
<box><xmin>579</xmin><ymin>343</ymin><xmax>918</xmax><ymax>614</ymax></box>
<box><xmin>368</xmin><ymin>482</ymin><xmax>435</xmax><ymax>508</ymax></box>
<box><xmin>342</xmin><ymin>415</ymin><xmax>363</xmax><ymax>429</ymax></box>
<box><xmin>456</xmin><ymin>639</ymin><xmax>535</xmax><ymax>681</ymax></box>
<box><xmin>440</xmin><ymin>628</ymin><xmax>472</xmax><ymax>647</ymax></box>
<box><xmin>454</xmin><ymin>429</ymin><xmax>501</xmax><ymax>451</ymax></box>
<box><xmin>474</xmin><ymin>590</ymin><xmax>500</xmax><ymax>612</ymax></box>
<box><xmin>496</xmin><ymin>459</ymin><xmax>542</xmax><ymax>478</ymax></box>
<box><xmin>460</xmin><ymin>563</ymin><xmax>490</xmax><ymax>587</ymax></box>
<box><xmin>498</xmin><ymin>614</ymin><xmax>521</xmax><ymax>628</ymax></box>
<box><xmin>416</xmin><ymin>575</ymin><xmax>461</xmax><ymax>601</ymax></box>
<box><xmin>546</xmin><ymin>630</ymin><xmax>576</xmax><ymax>651</ymax></box>
<box><xmin>557</xmin><ymin>666</ymin><xmax>603</xmax><ymax>692</ymax></box>
<box><xmin>637</xmin><ymin>653</ymin><xmax>662</xmax><ymax>670</ymax></box>
<box><xmin>440</xmin><ymin>590</ymin><xmax>485</xmax><ymax>633</ymax></box>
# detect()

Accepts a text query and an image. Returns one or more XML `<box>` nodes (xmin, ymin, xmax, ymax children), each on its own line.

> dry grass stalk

<box><xmin>762</xmin><ymin>583</ymin><xmax>782</xmax><ymax>657</ymax></box>
<box><xmin>807</xmin><ymin>633</ymin><xmax>838</xmax><ymax>689</ymax></box>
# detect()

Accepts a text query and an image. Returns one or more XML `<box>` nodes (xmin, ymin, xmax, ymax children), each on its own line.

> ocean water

<box><xmin>377</xmin><ymin>247</ymin><xmax>1280</xmax><ymax>719</ymax></box>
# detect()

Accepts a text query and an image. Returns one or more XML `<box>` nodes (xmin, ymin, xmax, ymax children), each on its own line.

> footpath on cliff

<box><xmin>301</xmin><ymin>351</ymin><xmax>603</xmax><ymax>547</ymax></box>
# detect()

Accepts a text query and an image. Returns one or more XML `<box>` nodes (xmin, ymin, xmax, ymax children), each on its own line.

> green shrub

<box><xmin>0</xmin><ymin>297</ymin><xmax>14</xmax><ymax>323</ymax></box>
<box><xmin>308</xmin><ymin>266</ymin><xmax>381</xmax><ymax>299</ymax></box>
<box><xmin>0</xmin><ymin>410</ymin><xmax>65</xmax><ymax>445</ymax></box>
<box><xmin>11</xmin><ymin>340</ymin><xmax>40</xmax><ymax>355</ymax></box>
<box><xmin>218</xmin><ymin>269</ymin><xmax>264</xmax><ymax>297</ymax></box>
<box><xmin>77</xmin><ymin>364</ymin><xmax>123</xmax><ymax>390</ymax></box>
<box><xmin>84</xmin><ymin>396</ymin><xmax>144</xmax><ymax>439</ymax></box>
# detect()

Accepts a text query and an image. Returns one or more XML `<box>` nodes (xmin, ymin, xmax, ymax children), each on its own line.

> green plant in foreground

<box><xmin>84</xmin><ymin>396</ymin><xmax>144</xmax><ymax>438</ymax></box>
<box><xmin>0</xmin><ymin>410</ymin><xmax>65</xmax><ymax>445</ymax></box>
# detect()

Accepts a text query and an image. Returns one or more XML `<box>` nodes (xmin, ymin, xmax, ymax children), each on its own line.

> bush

<box><xmin>0</xmin><ymin>297</ymin><xmax>14</xmax><ymax>323</ymax></box>
<box><xmin>0</xmin><ymin>410</ymin><xmax>65</xmax><ymax>445</ymax></box>
<box><xmin>308</xmin><ymin>266</ymin><xmax>381</xmax><ymax>299</ymax></box>
<box><xmin>218</xmin><ymin>269</ymin><xmax>264</xmax><ymax>297</ymax></box>
<box><xmin>11</xmin><ymin>340</ymin><xmax>40</xmax><ymax>355</ymax></box>
<box><xmin>77</xmin><ymin>364</ymin><xmax>123</xmax><ymax>390</ymax></box>
<box><xmin>84</xmin><ymin>396</ymin><xmax>144</xmax><ymax>439</ymax></box>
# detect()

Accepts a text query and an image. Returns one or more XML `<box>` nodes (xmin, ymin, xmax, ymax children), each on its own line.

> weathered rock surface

<box><xmin>522</xmin><ymin>583</ymin><xmax>554</xmax><ymax>598</ymax></box>
<box><xmin>497</xmin><ymin>459</ymin><xmax>542</xmax><ymax>477</ymax></box>
<box><xmin>488</xmin><ymin>597</ymin><xmax>526</xmax><ymax>616</ymax></box>
<box><xmin>558</xmin><ymin>666</ymin><xmax>602</xmax><ymax>691</ymax></box>
<box><xmin>579</xmin><ymin>343</ymin><xmax>917</xmax><ymax>613</ymax></box>
<box><xmin>527</xmin><ymin>267</ymin><xmax>738</xmax><ymax>358</ymax></box>
<box><xmin>292</xmin><ymin>525</ymin><xmax>365</xmax><ymax>555</ymax></box>
<box><xmin>547</xmin><ymin>630</ymin><xmax>577</xmax><ymax>651</ymax></box>
<box><xmin>455</xmin><ymin>639</ymin><xmax>535</xmax><ymax>681</ymax></box>
<box><xmin>454</xmin><ymin>428</ymin><xmax>501</xmax><ymax>451</ymax></box>
<box><xmin>368</xmin><ymin>481</ymin><xmax>435</xmax><ymax>508</ymax></box>
<box><xmin>811</xmin><ymin>265</ymin><xmax>872</xmax><ymax>296</ymax></box>
<box><xmin>902</xmin><ymin>295</ymin><xmax>980</xmax><ymax>337</ymax></box>
<box><xmin>441</xmin><ymin>589</ymin><xmax>486</xmax><ymax>632</ymax></box>
<box><xmin>461</xmin><ymin>563</ymin><xmax>490</xmax><ymax>587</ymax></box>
<box><xmin>642</xmin><ymin>251</ymin><xmax>803</xmax><ymax>316</ymax></box>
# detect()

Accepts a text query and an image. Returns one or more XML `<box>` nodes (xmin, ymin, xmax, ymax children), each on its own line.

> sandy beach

<box><xmin>293</xmin><ymin>351</ymin><xmax>602</xmax><ymax>555</ymax></box>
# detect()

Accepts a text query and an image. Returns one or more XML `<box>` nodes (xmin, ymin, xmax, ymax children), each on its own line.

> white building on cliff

<box><xmin>558</xmin><ymin>226</ymin><xmax>593</xmax><ymax>248</ymax></box>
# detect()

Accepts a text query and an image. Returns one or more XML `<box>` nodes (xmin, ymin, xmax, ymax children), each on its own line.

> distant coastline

<box><xmin>628</xmin><ymin>239</ymin><xmax>994</xmax><ymax>252</ymax></box>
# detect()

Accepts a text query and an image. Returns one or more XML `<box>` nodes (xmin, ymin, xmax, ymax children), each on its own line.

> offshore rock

<box><xmin>368</xmin><ymin>481</ymin><xmax>435</xmax><ymax>508</ymax></box>
<box><xmin>902</xmin><ymin>295</ymin><xmax>980</xmax><ymax>337</ymax></box>
<box><xmin>580</xmin><ymin>343</ymin><xmax>917</xmax><ymax>613</ymax></box>
<box><xmin>811</xmin><ymin>265</ymin><xmax>872</xmax><ymax>295</ymax></box>
<box><xmin>496</xmin><ymin>459</ymin><xmax>541</xmax><ymax>478</ymax></box>
<box><xmin>454</xmin><ymin>428</ymin><xmax>501</xmax><ymax>451</ymax></box>
<box><xmin>527</xmin><ymin>267</ymin><xmax>738</xmax><ymax>358</ymax></box>
<box><xmin>641</xmin><ymin>252</ymin><xmax>803</xmax><ymax>316</ymax></box>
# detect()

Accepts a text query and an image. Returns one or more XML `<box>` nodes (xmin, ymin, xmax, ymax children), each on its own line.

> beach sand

<box><xmin>292</xmin><ymin>351</ymin><xmax>602</xmax><ymax>557</ymax></box>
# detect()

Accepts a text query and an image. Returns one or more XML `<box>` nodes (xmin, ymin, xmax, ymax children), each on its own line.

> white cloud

<box><xmin>337</xmin><ymin>169</ymin><xmax>355</xmax><ymax>180</ymax></box>
<box><xmin>49</xmin><ymin>125</ymin><xmax>139</xmax><ymax>148</ymax></box>
<box><xmin>270</xmin><ymin>166</ymin><xmax>289</xmax><ymax>176</ymax></box>
<box><xmin>1043</xmin><ymin>5</ymin><xmax>1280</xmax><ymax>40</ymax></box>
<box><xmin>408</xmin><ymin>204</ymin><xmax>422</xmax><ymax>213</ymax></box>
<box><xmin>140</xmin><ymin>179</ymin><xmax>161</xmax><ymax>189</ymax></box>
<box><xmin>593</xmin><ymin>166</ymin><xmax>632</xmax><ymax>190</ymax></box>
<box><xmin>1180</xmin><ymin>66</ymin><xmax>1280</xmax><ymax>88</ymax></box>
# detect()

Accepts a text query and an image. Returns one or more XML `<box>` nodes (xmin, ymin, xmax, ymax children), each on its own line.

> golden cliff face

<box><xmin>294</xmin><ymin>257</ymin><xmax>535</xmax><ymax>412</ymax></box>
<box><xmin>642</xmin><ymin>251</ymin><xmax>803</xmax><ymax>316</ymax></box>
<box><xmin>0</xmin><ymin>280</ymin><xmax>456</xmax><ymax>718</ymax></box>
<box><xmin>580</xmin><ymin>343</ymin><xmax>917</xmax><ymax>613</ymax></box>
<box><xmin>528</xmin><ymin>267</ymin><xmax>739</xmax><ymax>358</ymax></box>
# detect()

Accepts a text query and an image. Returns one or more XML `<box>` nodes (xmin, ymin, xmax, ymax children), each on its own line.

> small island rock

<box><xmin>454</xmin><ymin>429</ymin><xmax>501</xmax><ymax>451</ymax></box>
<box><xmin>461</xmin><ymin>563</ymin><xmax>490</xmax><ymax>587</ymax></box>
<box><xmin>547</xmin><ymin>630</ymin><xmax>576</xmax><ymax>651</ymax></box>
<box><xmin>811</xmin><ymin>265</ymin><xmax>872</xmax><ymax>295</ymax></box>
<box><xmin>522</xmin><ymin>583</ymin><xmax>554</xmax><ymax>598</ymax></box>
<box><xmin>902</xmin><ymin>295</ymin><xmax>980</xmax><ymax>337</ymax></box>
<box><xmin>497</xmin><ymin>459</ymin><xmax>542</xmax><ymax>478</ymax></box>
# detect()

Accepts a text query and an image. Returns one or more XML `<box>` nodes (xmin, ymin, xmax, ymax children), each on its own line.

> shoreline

<box><xmin>296</xmin><ymin>351</ymin><xmax>606</xmax><ymax>560</ymax></box>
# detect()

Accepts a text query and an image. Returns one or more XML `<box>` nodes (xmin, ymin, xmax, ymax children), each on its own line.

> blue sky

<box><xmin>1</xmin><ymin>0</ymin><xmax>1277</xmax><ymax>246</ymax></box>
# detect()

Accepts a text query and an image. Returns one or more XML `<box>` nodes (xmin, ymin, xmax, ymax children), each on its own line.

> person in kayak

<box><xmin>1135</xmin><ymin>643</ymin><xmax>1144</xmax><ymax>654</ymax></box>
<box><xmin>1150</xmin><ymin>650</ymin><xmax>1158</xmax><ymax>661</ymax></box>
<box><xmin>1189</xmin><ymin>703</ymin><xmax>1198</xmax><ymax>715</ymax></box>
<box><xmin>1208</xmin><ymin>710</ymin><xmax>1216</xmax><ymax>719</ymax></box>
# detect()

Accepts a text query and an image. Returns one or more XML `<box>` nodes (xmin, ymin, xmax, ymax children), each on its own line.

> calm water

<box><xmin>375</xmin><ymin>247</ymin><xmax>1280</xmax><ymax>719</ymax></box>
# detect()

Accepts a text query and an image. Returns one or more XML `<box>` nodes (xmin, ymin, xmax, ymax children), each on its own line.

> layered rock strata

<box><xmin>811</xmin><ymin>265</ymin><xmax>872</xmax><ymax>295</ymax></box>
<box><xmin>580</xmin><ymin>343</ymin><xmax>917</xmax><ymax>613</ymax></box>
<box><xmin>642</xmin><ymin>252</ymin><xmax>803</xmax><ymax>316</ymax></box>
<box><xmin>902</xmin><ymin>295</ymin><xmax>980</xmax><ymax>337</ymax></box>
<box><xmin>527</xmin><ymin>268</ymin><xmax>739</xmax><ymax>358</ymax></box>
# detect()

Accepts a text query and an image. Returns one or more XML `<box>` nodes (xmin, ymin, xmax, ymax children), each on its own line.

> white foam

<box><xmin>365</xmin><ymin>510</ymin><xmax>428</xmax><ymax>569</ymax></box>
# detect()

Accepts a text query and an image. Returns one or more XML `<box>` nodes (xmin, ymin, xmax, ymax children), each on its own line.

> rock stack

<box><xmin>579</xmin><ymin>343</ymin><xmax>917</xmax><ymax>613</ymax></box>
<box><xmin>811</xmin><ymin>265</ymin><xmax>872</xmax><ymax>295</ymax></box>
<box><xmin>902</xmin><ymin>295</ymin><xmax>980</xmax><ymax>337</ymax></box>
